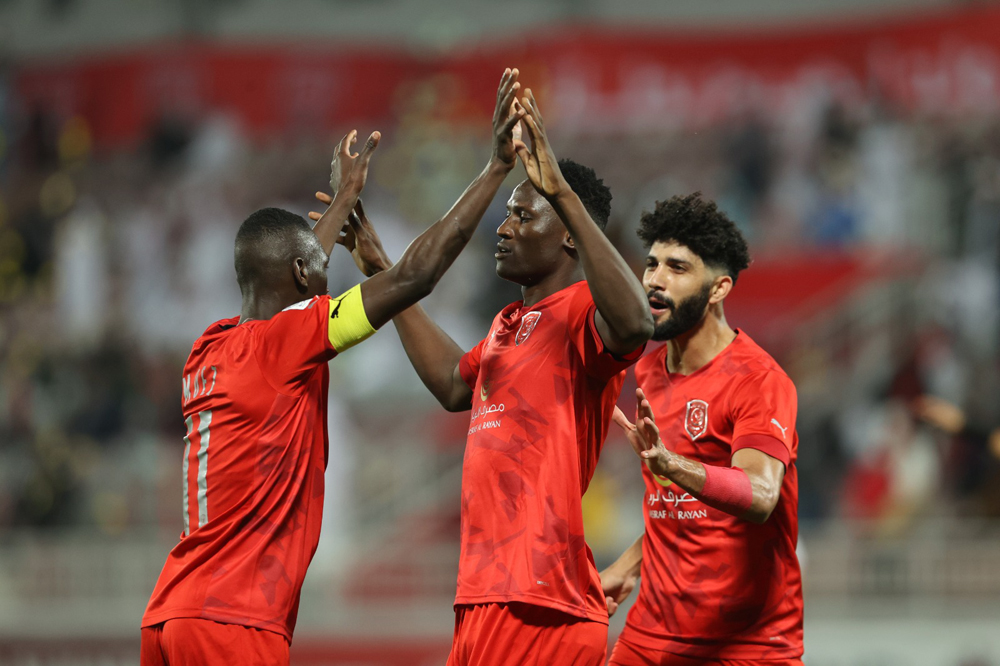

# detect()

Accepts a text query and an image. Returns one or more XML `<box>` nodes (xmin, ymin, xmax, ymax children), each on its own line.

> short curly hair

<box><xmin>559</xmin><ymin>158</ymin><xmax>612</xmax><ymax>231</ymax></box>
<box><xmin>637</xmin><ymin>193</ymin><xmax>750</xmax><ymax>281</ymax></box>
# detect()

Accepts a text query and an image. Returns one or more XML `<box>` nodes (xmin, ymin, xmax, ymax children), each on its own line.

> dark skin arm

<box><xmin>309</xmin><ymin>69</ymin><xmax>525</xmax><ymax>408</ymax></box>
<box><xmin>310</xmin><ymin>197</ymin><xmax>472</xmax><ymax>411</ymax></box>
<box><xmin>613</xmin><ymin>388</ymin><xmax>785</xmax><ymax>524</ymax></box>
<box><xmin>311</xmin><ymin>130</ymin><xmax>381</xmax><ymax>257</ymax></box>
<box><xmin>513</xmin><ymin>90</ymin><xmax>653</xmax><ymax>355</ymax></box>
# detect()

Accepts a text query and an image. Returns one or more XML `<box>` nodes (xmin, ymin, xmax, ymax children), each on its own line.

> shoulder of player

<box><xmin>535</xmin><ymin>281</ymin><xmax>596</xmax><ymax>324</ymax></box>
<box><xmin>188</xmin><ymin>315</ymin><xmax>240</xmax><ymax>354</ymax></box>
<box><xmin>732</xmin><ymin>331</ymin><xmax>790</xmax><ymax>376</ymax></box>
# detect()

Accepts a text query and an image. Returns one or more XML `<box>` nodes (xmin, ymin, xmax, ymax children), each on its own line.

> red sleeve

<box><xmin>729</xmin><ymin>370</ymin><xmax>797</xmax><ymax>467</ymax></box>
<box><xmin>458</xmin><ymin>337</ymin><xmax>489</xmax><ymax>391</ymax></box>
<box><xmin>569</xmin><ymin>292</ymin><xmax>645</xmax><ymax>381</ymax></box>
<box><xmin>254</xmin><ymin>296</ymin><xmax>336</xmax><ymax>395</ymax></box>
<box><xmin>459</xmin><ymin>336</ymin><xmax>487</xmax><ymax>391</ymax></box>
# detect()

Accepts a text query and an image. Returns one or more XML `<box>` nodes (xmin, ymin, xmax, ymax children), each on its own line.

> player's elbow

<box><xmin>608</xmin><ymin>317</ymin><xmax>654</xmax><ymax>357</ymax></box>
<box><xmin>744</xmin><ymin>485</ymin><xmax>780</xmax><ymax>524</ymax></box>
<box><xmin>625</xmin><ymin>314</ymin><xmax>655</xmax><ymax>350</ymax></box>
<box><xmin>440</xmin><ymin>392</ymin><xmax>472</xmax><ymax>413</ymax></box>
<box><xmin>442</xmin><ymin>399</ymin><xmax>471</xmax><ymax>413</ymax></box>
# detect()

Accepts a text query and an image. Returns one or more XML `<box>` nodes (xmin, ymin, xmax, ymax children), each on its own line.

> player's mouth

<box><xmin>495</xmin><ymin>243</ymin><xmax>512</xmax><ymax>260</ymax></box>
<box><xmin>648</xmin><ymin>297</ymin><xmax>672</xmax><ymax>317</ymax></box>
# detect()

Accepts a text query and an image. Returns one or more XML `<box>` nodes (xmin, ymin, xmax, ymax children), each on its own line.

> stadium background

<box><xmin>1</xmin><ymin>0</ymin><xmax>999</xmax><ymax>663</ymax></box>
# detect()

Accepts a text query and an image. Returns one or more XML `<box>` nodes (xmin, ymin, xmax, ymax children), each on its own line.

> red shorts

<box><xmin>140</xmin><ymin>618</ymin><xmax>290</xmax><ymax>666</ymax></box>
<box><xmin>609</xmin><ymin>637</ymin><xmax>803</xmax><ymax>666</ymax></box>
<box><xmin>446</xmin><ymin>602</ymin><xmax>607</xmax><ymax>666</ymax></box>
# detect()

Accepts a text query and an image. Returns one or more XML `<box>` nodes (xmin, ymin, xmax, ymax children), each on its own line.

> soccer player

<box><xmin>140</xmin><ymin>68</ymin><xmax>527</xmax><ymax>666</ymax></box>
<box><xmin>320</xmin><ymin>89</ymin><xmax>654</xmax><ymax>665</ymax></box>
<box><xmin>601</xmin><ymin>194</ymin><xmax>804</xmax><ymax>665</ymax></box>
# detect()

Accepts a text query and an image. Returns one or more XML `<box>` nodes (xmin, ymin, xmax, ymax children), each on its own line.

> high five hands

<box><xmin>512</xmin><ymin>88</ymin><xmax>570</xmax><ymax>199</ymax></box>
<box><xmin>311</xmin><ymin>67</ymin><xmax>529</xmax><ymax>275</ymax></box>
<box><xmin>613</xmin><ymin>388</ymin><xmax>675</xmax><ymax>477</ymax></box>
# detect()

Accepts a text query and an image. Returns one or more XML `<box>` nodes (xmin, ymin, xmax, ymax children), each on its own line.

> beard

<box><xmin>650</xmin><ymin>282</ymin><xmax>713</xmax><ymax>341</ymax></box>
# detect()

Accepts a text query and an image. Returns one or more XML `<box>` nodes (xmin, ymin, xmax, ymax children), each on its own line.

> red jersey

<box><xmin>619</xmin><ymin>331</ymin><xmax>803</xmax><ymax>659</ymax></box>
<box><xmin>457</xmin><ymin>281</ymin><xmax>642</xmax><ymax>623</ymax></box>
<box><xmin>143</xmin><ymin>293</ymin><xmax>361</xmax><ymax>640</ymax></box>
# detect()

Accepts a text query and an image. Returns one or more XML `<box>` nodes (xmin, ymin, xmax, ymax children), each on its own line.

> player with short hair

<box><xmin>602</xmin><ymin>193</ymin><xmax>804</xmax><ymax>665</ymax></box>
<box><xmin>319</xmin><ymin>89</ymin><xmax>654</xmax><ymax>665</ymax></box>
<box><xmin>140</xmin><ymin>68</ymin><xmax>527</xmax><ymax>666</ymax></box>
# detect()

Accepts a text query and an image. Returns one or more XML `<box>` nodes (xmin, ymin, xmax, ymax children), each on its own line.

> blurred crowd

<box><xmin>0</xmin><ymin>69</ymin><xmax>998</xmax><ymax>552</ymax></box>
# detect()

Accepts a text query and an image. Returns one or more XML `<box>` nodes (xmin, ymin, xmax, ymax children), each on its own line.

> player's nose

<box><xmin>496</xmin><ymin>217</ymin><xmax>515</xmax><ymax>239</ymax></box>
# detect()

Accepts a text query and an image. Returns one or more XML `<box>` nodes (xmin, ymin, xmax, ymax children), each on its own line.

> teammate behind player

<box><xmin>316</xmin><ymin>89</ymin><xmax>654</xmax><ymax>665</ymax></box>
<box><xmin>140</xmin><ymin>68</ymin><xmax>527</xmax><ymax>666</ymax></box>
<box><xmin>602</xmin><ymin>193</ymin><xmax>804</xmax><ymax>665</ymax></box>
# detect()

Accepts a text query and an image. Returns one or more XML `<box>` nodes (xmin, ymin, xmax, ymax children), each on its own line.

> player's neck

<box><xmin>664</xmin><ymin>309</ymin><xmax>736</xmax><ymax>376</ymax></box>
<box><xmin>520</xmin><ymin>263</ymin><xmax>583</xmax><ymax>308</ymax></box>
<box><xmin>240</xmin><ymin>292</ymin><xmax>293</xmax><ymax>323</ymax></box>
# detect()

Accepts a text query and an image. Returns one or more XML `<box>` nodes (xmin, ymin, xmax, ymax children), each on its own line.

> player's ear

<box><xmin>293</xmin><ymin>257</ymin><xmax>309</xmax><ymax>293</ymax></box>
<box><xmin>563</xmin><ymin>232</ymin><xmax>575</xmax><ymax>252</ymax></box>
<box><xmin>710</xmin><ymin>273</ymin><xmax>733</xmax><ymax>304</ymax></box>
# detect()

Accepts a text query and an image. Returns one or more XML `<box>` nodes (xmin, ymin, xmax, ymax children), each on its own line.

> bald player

<box><xmin>140</xmin><ymin>68</ymin><xmax>526</xmax><ymax>665</ymax></box>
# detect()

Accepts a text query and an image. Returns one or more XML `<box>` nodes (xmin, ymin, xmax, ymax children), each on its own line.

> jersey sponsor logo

<box><xmin>480</xmin><ymin>377</ymin><xmax>491</xmax><ymax>401</ymax></box>
<box><xmin>515</xmin><ymin>311</ymin><xmax>542</xmax><ymax>346</ymax></box>
<box><xmin>685</xmin><ymin>399</ymin><xmax>709</xmax><ymax>440</ymax></box>
<box><xmin>648</xmin><ymin>488</ymin><xmax>706</xmax><ymax>520</ymax></box>
<box><xmin>771</xmin><ymin>417</ymin><xmax>789</xmax><ymax>439</ymax></box>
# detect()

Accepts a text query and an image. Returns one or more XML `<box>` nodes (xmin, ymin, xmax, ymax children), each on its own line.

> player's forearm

<box><xmin>393</xmin><ymin>305</ymin><xmax>471</xmax><ymax>412</ymax></box>
<box><xmin>389</xmin><ymin>159</ymin><xmax>509</xmax><ymax>300</ymax></box>
<box><xmin>313</xmin><ymin>190</ymin><xmax>360</xmax><ymax>256</ymax></box>
<box><xmin>610</xmin><ymin>534</ymin><xmax>643</xmax><ymax>578</ymax></box>
<box><xmin>548</xmin><ymin>190</ymin><xmax>653</xmax><ymax>353</ymax></box>
<box><xmin>657</xmin><ymin>453</ymin><xmax>757</xmax><ymax>521</ymax></box>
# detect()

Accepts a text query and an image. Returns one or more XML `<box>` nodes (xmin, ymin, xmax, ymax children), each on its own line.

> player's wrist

<box><xmin>546</xmin><ymin>184</ymin><xmax>577</xmax><ymax>209</ymax></box>
<box><xmin>487</xmin><ymin>155</ymin><xmax>515</xmax><ymax>175</ymax></box>
<box><xmin>648</xmin><ymin>449</ymin><xmax>679</xmax><ymax>478</ymax></box>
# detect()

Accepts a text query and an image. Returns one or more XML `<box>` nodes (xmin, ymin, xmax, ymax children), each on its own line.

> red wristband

<box><xmin>700</xmin><ymin>465</ymin><xmax>753</xmax><ymax>514</ymax></box>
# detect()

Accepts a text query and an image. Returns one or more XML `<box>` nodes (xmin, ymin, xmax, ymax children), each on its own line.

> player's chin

<box><xmin>494</xmin><ymin>260</ymin><xmax>518</xmax><ymax>281</ymax></box>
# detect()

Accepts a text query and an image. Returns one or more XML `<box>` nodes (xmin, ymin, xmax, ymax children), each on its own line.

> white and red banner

<box><xmin>14</xmin><ymin>5</ymin><xmax>1000</xmax><ymax>147</ymax></box>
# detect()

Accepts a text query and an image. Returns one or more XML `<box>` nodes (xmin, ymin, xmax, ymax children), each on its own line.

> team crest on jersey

<box><xmin>685</xmin><ymin>399</ymin><xmax>709</xmax><ymax>440</ymax></box>
<box><xmin>515</xmin><ymin>311</ymin><xmax>542</xmax><ymax>346</ymax></box>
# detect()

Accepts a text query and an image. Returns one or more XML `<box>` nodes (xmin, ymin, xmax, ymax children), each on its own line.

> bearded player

<box><xmin>316</xmin><ymin>89</ymin><xmax>653</xmax><ymax>665</ymax></box>
<box><xmin>602</xmin><ymin>194</ymin><xmax>803</xmax><ymax>665</ymax></box>
<box><xmin>140</xmin><ymin>68</ymin><xmax>526</xmax><ymax>665</ymax></box>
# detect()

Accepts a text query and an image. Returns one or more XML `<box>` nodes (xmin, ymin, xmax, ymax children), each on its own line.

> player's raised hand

<box><xmin>514</xmin><ymin>89</ymin><xmax>570</xmax><ymax>199</ymax></box>
<box><xmin>329</xmin><ymin>129</ymin><xmax>359</xmax><ymax>195</ymax></box>
<box><xmin>613</xmin><ymin>389</ymin><xmax>674</xmax><ymax>477</ymax></box>
<box><xmin>309</xmin><ymin>194</ymin><xmax>391</xmax><ymax>277</ymax></box>
<box><xmin>491</xmin><ymin>68</ymin><xmax>526</xmax><ymax>172</ymax></box>
<box><xmin>336</xmin><ymin>130</ymin><xmax>380</xmax><ymax>199</ymax></box>
<box><xmin>310</xmin><ymin>130</ymin><xmax>380</xmax><ymax>256</ymax></box>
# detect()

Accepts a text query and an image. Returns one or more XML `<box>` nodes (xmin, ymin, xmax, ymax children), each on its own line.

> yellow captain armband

<box><xmin>327</xmin><ymin>284</ymin><xmax>376</xmax><ymax>353</ymax></box>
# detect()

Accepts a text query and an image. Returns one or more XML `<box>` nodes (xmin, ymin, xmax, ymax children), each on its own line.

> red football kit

<box><xmin>142</xmin><ymin>287</ymin><xmax>373</xmax><ymax>649</ymax></box>
<box><xmin>614</xmin><ymin>331</ymin><xmax>803</xmax><ymax>662</ymax></box>
<box><xmin>455</xmin><ymin>281</ymin><xmax>642</xmax><ymax>641</ymax></box>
